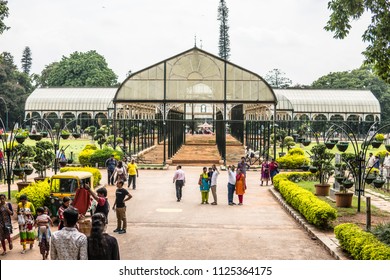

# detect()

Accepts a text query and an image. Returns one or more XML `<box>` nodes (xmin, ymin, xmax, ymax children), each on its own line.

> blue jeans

<box><xmin>227</xmin><ymin>183</ymin><xmax>235</xmax><ymax>204</ymax></box>
<box><xmin>108</xmin><ymin>169</ymin><xmax>114</xmax><ymax>185</ymax></box>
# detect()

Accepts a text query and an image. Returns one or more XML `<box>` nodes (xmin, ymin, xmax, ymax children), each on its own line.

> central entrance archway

<box><xmin>113</xmin><ymin>47</ymin><xmax>277</xmax><ymax>165</ymax></box>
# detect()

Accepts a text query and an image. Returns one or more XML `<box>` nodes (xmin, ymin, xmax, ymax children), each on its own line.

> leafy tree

<box><xmin>38</xmin><ymin>50</ymin><xmax>118</xmax><ymax>87</ymax></box>
<box><xmin>217</xmin><ymin>0</ymin><xmax>230</xmax><ymax>60</ymax></box>
<box><xmin>264</xmin><ymin>68</ymin><xmax>292</xmax><ymax>88</ymax></box>
<box><xmin>21</xmin><ymin>46</ymin><xmax>32</xmax><ymax>74</ymax></box>
<box><xmin>324</xmin><ymin>0</ymin><xmax>390</xmax><ymax>83</ymax></box>
<box><xmin>312</xmin><ymin>65</ymin><xmax>390</xmax><ymax>122</ymax></box>
<box><xmin>0</xmin><ymin>52</ymin><xmax>31</xmax><ymax>125</ymax></box>
<box><xmin>0</xmin><ymin>0</ymin><xmax>9</xmax><ymax>35</ymax></box>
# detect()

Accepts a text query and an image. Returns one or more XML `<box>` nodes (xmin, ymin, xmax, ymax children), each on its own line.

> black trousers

<box><xmin>175</xmin><ymin>180</ymin><xmax>184</xmax><ymax>200</ymax></box>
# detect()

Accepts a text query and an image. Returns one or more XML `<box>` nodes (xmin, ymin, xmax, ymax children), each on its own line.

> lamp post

<box><xmin>325</xmin><ymin>122</ymin><xmax>390</xmax><ymax>212</ymax></box>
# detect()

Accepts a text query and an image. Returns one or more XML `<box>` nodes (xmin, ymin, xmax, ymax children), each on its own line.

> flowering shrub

<box><xmin>15</xmin><ymin>180</ymin><xmax>51</xmax><ymax>208</ymax></box>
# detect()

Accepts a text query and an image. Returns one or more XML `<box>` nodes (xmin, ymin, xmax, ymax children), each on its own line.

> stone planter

<box><xmin>315</xmin><ymin>183</ymin><xmax>331</xmax><ymax>196</ymax></box>
<box><xmin>17</xmin><ymin>181</ymin><xmax>31</xmax><ymax>192</ymax></box>
<box><xmin>335</xmin><ymin>192</ymin><xmax>353</xmax><ymax>207</ymax></box>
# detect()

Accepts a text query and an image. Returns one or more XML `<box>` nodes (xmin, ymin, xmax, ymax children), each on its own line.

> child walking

<box><xmin>35</xmin><ymin>207</ymin><xmax>54</xmax><ymax>260</ymax></box>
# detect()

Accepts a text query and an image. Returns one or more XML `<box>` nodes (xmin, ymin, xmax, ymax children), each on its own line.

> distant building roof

<box><xmin>25</xmin><ymin>88</ymin><xmax>117</xmax><ymax>112</ymax></box>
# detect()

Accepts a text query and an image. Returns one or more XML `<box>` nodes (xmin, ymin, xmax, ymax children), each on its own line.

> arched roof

<box><xmin>25</xmin><ymin>88</ymin><xmax>117</xmax><ymax>112</ymax></box>
<box><xmin>114</xmin><ymin>47</ymin><xmax>276</xmax><ymax>104</ymax></box>
<box><xmin>274</xmin><ymin>89</ymin><xmax>381</xmax><ymax>115</ymax></box>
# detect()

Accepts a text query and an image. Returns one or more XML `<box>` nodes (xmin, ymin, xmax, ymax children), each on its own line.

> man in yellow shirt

<box><xmin>127</xmin><ymin>158</ymin><xmax>139</xmax><ymax>189</ymax></box>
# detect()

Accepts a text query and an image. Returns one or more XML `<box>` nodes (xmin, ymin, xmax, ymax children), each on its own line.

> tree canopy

<box><xmin>0</xmin><ymin>52</ymin><xmax>32</xmax><ymax>126</ymax></box>
<box><xmin>0</xmin><ymin>0</ymin><xmax>9</xmax><ymax>35</ymax></box>
<box><xmin>311</xmin><ymin>65</ymin><xmax>390</xmax><ymax>122</ymax></box>
<box><xmin>264</xmin><ymin>68</ymin><xmax>292</xmax><ymax>88</ymax></box>
<box><xmin>324</xmin><ymin>0</ymin><xmax>390</xmax><ymax>83</ymax></box>
<box><xmin>21</xmin><ymin>46</ymin><xmax>32</xmax><ymax>74</ymax></box>
<box><xmin>217</xmin><ymin>0</ymin><xmax>230</xmax><ymax>60</ymax></box>
<box><xmin>38</xmin><ymin>50</ymin><xmax>118</xmax><ymax>87</ymax></box>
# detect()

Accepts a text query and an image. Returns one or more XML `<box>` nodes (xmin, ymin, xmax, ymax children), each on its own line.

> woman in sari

<box><xmin>198</xmin><ymin>167</ymin><xmax>210</xmax><ymax>204</ymax></box>
<box><xmin>17</xmin><ymin>194</ymin><xmax>36</xmax><ymax>254</ymax></box>
<box><xmin>261</xmin><ymin>159</ymin><xmax>271</xmax><ymax>186</ymax></box>
<box><xmin>235</xmin><ymin>168</ymin><xmax>246</xmax><ymax>205</ymax></box>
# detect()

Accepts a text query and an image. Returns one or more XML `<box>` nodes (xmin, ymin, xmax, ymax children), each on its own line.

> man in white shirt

<box><xmin>51</xmin><ymin>207</ymin><xmax>88</xmax><ymax>260</ymax></box>
<box><xmin>210</xmin><ymin>164</ymin><xmax>220</xmax><ymax>205</ymax></box>
<box><xmin>367</xmin><ymin>153</ymin><xmax>376</xmax><ymax>168</ymax></box>
<box><xmin>172</xmin><ymin>165</ymin><xmax>185</xmax><ymax>202</ymax></box>
<box><xmin>227</xmin><ymin>165</ymin><xmax>236</xmax><ymax>205</ymax></box>
<box><xmin>382</xmin><ymin>152</ymin><xmax>390</xmax><ymax>179</ymax></box>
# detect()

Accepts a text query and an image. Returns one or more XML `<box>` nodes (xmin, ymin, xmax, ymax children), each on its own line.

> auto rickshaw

<box><xmin>48</xmin><ymin>171</ymin><xmax>94</xmax><ymax>218</ymax></box>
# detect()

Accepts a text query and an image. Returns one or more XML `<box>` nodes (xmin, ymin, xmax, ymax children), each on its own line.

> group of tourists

<box><xmin>105</xmin><ymin>155</ymin><xmax>139</xmax><ymax>190</ymax></box>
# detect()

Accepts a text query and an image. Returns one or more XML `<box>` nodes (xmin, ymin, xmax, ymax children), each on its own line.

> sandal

<box><xmin>21</xmin><ymin>250</ymin><xmax>26</xmax><ymax>254</ymax></box>
<box><xmin>1</xmin><ymin>251</ymin><xmax>6</xmax><ymax>256</ymax></box>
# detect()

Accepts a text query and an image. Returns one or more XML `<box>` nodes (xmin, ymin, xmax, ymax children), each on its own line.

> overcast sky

<box><xmin>0</xmin><ymin>0</ymin><xmax>371</xmax><ymax>85</ymax></box>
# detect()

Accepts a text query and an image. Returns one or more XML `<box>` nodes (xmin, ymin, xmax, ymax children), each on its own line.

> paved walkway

<box><xmin>1</xmin><ymin>167</ymin><xmax>390</xmax><ymax>260</ymax></box>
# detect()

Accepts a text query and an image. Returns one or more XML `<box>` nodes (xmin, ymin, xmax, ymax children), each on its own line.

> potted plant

<box><xmin>60</xmin><ymin>129</ymin><xmax>71</xmax><ymax>139</ymax></box>
<box><xmin>13</xmin><ymin>144</ymin><xmax>35</xmax><ymax>191</ymax></box>
<box><xmin>32</xmin><ymin>141</ymin><xmax>55</xmax><ymax>181</ymax></box>
<box><xmin>302</xmin><ymin>139</ymin><xmax>311</xmax><ymax>146</ymax></box>
<box><xmin>371</xmin><ymin>133</ymin><xmax>384</xmax><ymax>148</ymax></box>
<box><xmin>301</xmin><ymin>165</ymin><xmax>310</xmax><ymax>171</ymax></box>
<box><xmin>365</xmin><ymin>173</ymin><xmax>376</xmax><ymax>184</ymax></box>
<box><xmin>14</xmin><ymin>128</ymin><xmax>29</xmax><ymax>144</ymax></box>
<box><xmin>72</xmin><ymin>125</ymin><xmax>81</xmax><ymax>139</ymax></box>
<box><xmin>335</xmin><ymin>179</ymin><xmax>354</xmax><ymax>207</ymax></box>
<box><xmin>309</xmin><ymin>144</ymin><xmax>335</xmax><ymax>196</ymax></box>
<box><xmin>336</xmin><ymin>141</ymin><xmax>349</xmax><ymax>152</ymax></box>
<box><xmin>373</xmin><ymin>177</ymin><xmax>386</xmax><ymax>188</ymax></box>
<box><xmin>325</xmin><ymin>141</ymin><xmax>336</xmax><ymax>149</ymax></box>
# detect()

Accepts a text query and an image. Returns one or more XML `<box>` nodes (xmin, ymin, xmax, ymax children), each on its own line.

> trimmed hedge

<box><xmin>15</xmin><ymin>180</ymin><xmax>51</xmax><ymax>209</ymax></box>
<box><xmin>60</xmin><ymin>167</ymin><xmax>102</xmax><ymax>187</ymax></box>
<box><xmin>273</xmin><ymin>173</ymin><xmax>337</xmax><ymax>228</ymax></box>
<box><xmin>335</xmin><ymin>223</ymin><xmax>390</xmax><ymax>260</ymax></box>
<box><xmin>277</xmin><ymin>154</ymin><xmax>309</xmax><ymax>169</ymax></box>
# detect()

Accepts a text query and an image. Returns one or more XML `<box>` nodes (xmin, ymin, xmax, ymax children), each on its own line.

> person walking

<box><xmin>382</xmin><ymin>152</ymin><xmax>390</xmax><ymax>179</ymax></box>
<box><xmin>51</xmin><ymin>207</ymin><xmax>88</xmax><ymax>260</ymax></box>
<box><xmin>105</xmin><ymin>154</ymin><xmax>117</xmax><ymax>185</ymax></box>
<box><xmin>227</xmin><ymin>165</ymin><xmax>236</xmax><ymax>205</ymax></box>
<box><xmin>0</xmin><ymin>194</ymin><xmax>13</xmax><ymax>255</ymax></box>
<box><xmin>88</xmin><ymin>212</ymin><xmax>120</xmax><ymax>260</ymax></box>
<box><xmin>172</xmin><ymin>165</ymin><xmax>185</xmax><ymax>202</ymax></box>
<box><xmin>112</xmin><ymin>161</ymin><xmax>127</xmax><ymax>184</ymax></box>
<box><xmin>235</xmin><ymin>168</ymin><xmax>246</xmax><ymax>205</ymax></box>
<box><xmin>17</xmin><ymin>194</ymin><xmax>35</xmax><ymax>254</ymax></box>
<box><xmin>34</xmin><ymin>207</ymin><xmax>54</xmax><ymax>260</ymax></box>
<box><xmin>127</xmin><ymin>158</ymin><xmax>139</xmax><ymax>189</ymax></box>
<box><xmin>112</xmin><ymin>181</ymin><xmax>132</xmax><ymax>234</ymax></box>
<box><xmin>261</xmin><ymin>158</ymin><xmax>271</xmax><ymax>186</ymax></box>
<box><xmin>198</xmin><ymin>167</ymin><xmax>210</xmax><ymax>204</ymax></box>
<box><xmin>210</xmin><ymin>164</ymin><xmax>219</xmax><ymax>205</ymax></box>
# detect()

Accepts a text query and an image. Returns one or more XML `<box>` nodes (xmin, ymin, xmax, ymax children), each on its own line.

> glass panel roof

<box><xmin>25</xmin><ymin>88</ymin><xmax>117</xmax><ymax>112</ymax></box>
<box><xmin>275</xmin><ymin>89</ymin><xmax>380</xmax><ymax>114</ymax></box>
<box><xmin>115</xmin><ymin>47</ymin><xmax>276</xmax><ymax>103</ymax></box>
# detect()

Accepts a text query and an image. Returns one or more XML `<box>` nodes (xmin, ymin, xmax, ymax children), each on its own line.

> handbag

<box><xmin>17</xmin><ymin>214</ymin><xmax>25</xmax><ymax>225</ymax></box>
<box><xmin>4</xmin><ymin>223</ymin><xmax>12</xmax><ymax>234</ymax></box>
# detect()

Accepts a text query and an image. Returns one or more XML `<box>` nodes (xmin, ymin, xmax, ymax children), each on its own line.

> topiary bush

<box><xmin>277</xmin><ymin>154</ymin><xmax>309</xmax><ymax>169</ymax></box>
<box><xmin>335</xmin><ymin>223</ymin><xmax>390</xmax><ymax>260</ymax></box>
<box><xmin>287</xmin><ymin>147</ymin><xmax>305</xmax><ymax>156</ymax></box>
<box><xmin>89</xmin><ymin>147</ymin><xmax>123</xmax><ymax>167</ymax></box>
<box><xmin>60</xmin><ymin>166</ymin><xmax>102</xmax><ymax>187</ymax></box>
<box><xmin>15</xmin><ymin>180</ymin><xmax>51</xmax><ymax>209</ymax></box>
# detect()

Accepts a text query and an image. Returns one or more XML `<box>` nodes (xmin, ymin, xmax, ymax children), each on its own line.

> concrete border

<box><xmin>269</xmin><ymin>187</ymin><xmax>349</xmax><ymax>260</ymax></box>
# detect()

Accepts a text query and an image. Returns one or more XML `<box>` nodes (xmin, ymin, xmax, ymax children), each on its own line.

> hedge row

<box><xmin>273</xmin><ymin>173</ymin><xmax>337</xmax><ymax>228</ymax></box>
<box><xmin>60</xmin><ymin>166</ymin><xmax>102</xmax><ymax>187</ymax></box>
<box><xmin>335</xmin><ymin>223</ymin><xmax>390</xmax><ymax>260</ymax></box>
<box><xmin>78</xmin><ymin>145</ymin><xmax>123</xmax><ymax>167</ymax></box>
<box><xmin>15</xmin><ymin>180</ymin><xmax>51</xmax><ymax>209</ymax></box>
